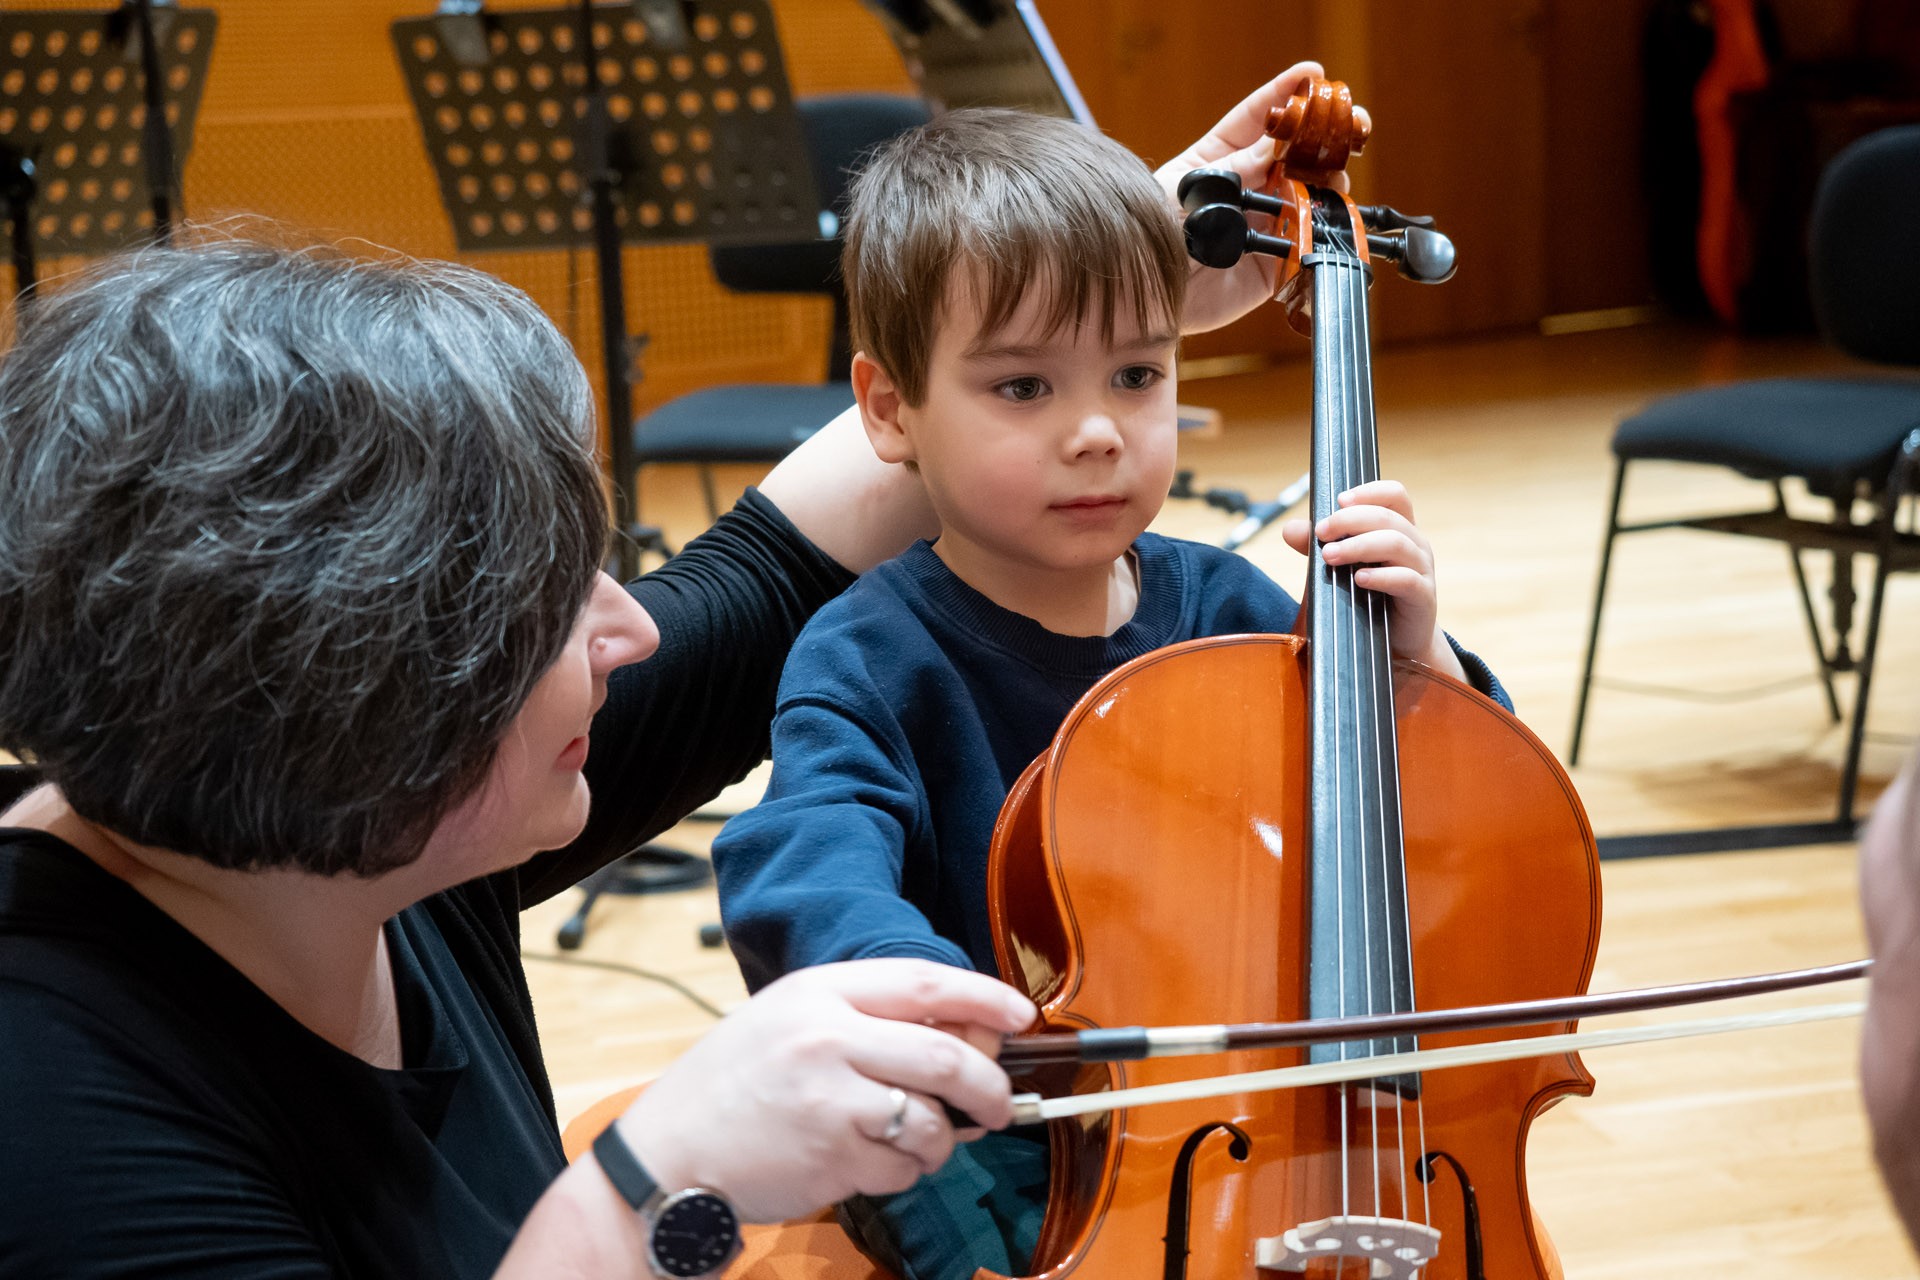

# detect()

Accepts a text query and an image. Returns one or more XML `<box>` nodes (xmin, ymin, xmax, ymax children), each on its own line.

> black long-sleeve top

<box><xmin>0</xmin><ymin>492</ymin><xmax>853</xmax><ymax>1279</ymax></box>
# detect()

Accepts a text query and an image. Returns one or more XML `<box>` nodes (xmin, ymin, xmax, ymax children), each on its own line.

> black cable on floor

<box><xmin>521</xmin><ymin>950</ymin><xmax>728</xmax><ymax>1020</ymax></box>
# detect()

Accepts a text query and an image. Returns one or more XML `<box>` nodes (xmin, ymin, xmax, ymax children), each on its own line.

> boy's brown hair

<box><xmin>842</xmin><ymin>108</ymin><xmax>1187</xmax><ymax>406</ymax></box>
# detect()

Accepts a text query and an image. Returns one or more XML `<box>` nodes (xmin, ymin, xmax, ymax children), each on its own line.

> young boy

<box><xmin>711</xmin><ymin>108</ymin><xmax>1509</xmax><ymax>1279</ymax></box>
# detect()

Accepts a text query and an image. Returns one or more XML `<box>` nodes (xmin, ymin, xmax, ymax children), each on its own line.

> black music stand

<box><xmin>393</xmin><ymin>1</ymin><xmax>825</xmax><ymax>945</ymax></box>
<box><xmin>858</xmin><ymin>0</ymin><xmax>1091</xmax><ymax>124</ymax></box>
<box><xmin>393</xmin><ymin>0</ymin><xmax>823</xmax><ymax>580</ymax></box>
<box><xmin>0</xmin><ymin>4</ymin><xmax>215</xmax><ymax>316</ymax></box>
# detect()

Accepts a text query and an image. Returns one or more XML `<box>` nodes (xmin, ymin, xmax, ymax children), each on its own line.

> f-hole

<box><xmin>1161</xmin><ymin>1121</ymin><xmax>1251</xmax><ymax>1280</ymax></box>
<box><xmin>1417</xmin><ymin>1150</ymin><xmax>1487</xmax><ymax>1280</ymax></box>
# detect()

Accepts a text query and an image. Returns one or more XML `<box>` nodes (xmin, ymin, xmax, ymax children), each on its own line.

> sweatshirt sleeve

<box><xmin>711</xmin><ymin>675</ymin><xmax>975</xmax><ymax>993</ymax></box>
<box><xmin>1445</xmin><ymin>635</ymin><xmax>1513</xmax><ymax>712</ymax></box>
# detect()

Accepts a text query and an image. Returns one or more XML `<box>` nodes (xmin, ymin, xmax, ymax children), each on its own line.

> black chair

<box><xmin>0</xmin><ymin>763</ymin><xmax>38</xmax><ymax>812</ymax></box>
<box><xmin>1569</xmin><ymin>124</ymin><xmax>1920</xmax><ymax>849</ymax></box>
<box><xmin>629</xmin><ymin>92</ymin><xmax>933</xmax><ymax>521</ymax></box>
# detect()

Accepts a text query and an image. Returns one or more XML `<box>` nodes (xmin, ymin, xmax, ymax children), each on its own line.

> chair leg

<box><xmin>1840</xmin><ymin>436</ymin><xmax>1920</xmax><ymax>824</ymax></box>
<box><xmin>1839</xmin><ymin>524</ymin><xmax>1894</xmax><ymax>825</ymax></box>
<box><xmin>1569</xmin><ymin>457</ymin><xmax>1628</xmax><ymax>765</ymax></box>
<box><xmin>699</xmin><ymin>465</ymin><xmax>721</xmax><ymax>523</ymax></box>
<box><xmin>1778</xmin><ymin>483</ymin><xmax>1842</xmax><ymax>723</ymax></box>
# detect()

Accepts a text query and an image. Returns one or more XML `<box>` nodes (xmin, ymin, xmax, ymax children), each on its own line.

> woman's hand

<box><xmin>617</xmin><ymin>958</ymin><xmax>1035</xmax><ymax>1222</ymax></box>
<box><xmin>1157</xmin><ymin>61</ymin><xmax>1370</xmax><ymax>335</ymax></box>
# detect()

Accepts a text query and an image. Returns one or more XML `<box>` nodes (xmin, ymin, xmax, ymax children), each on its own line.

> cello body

<box><xmin>983</xmin><ymin>640</ymin><xmax>1599</xmax><ymax>1280</ymax></box>
<box><xmin>973</xmin><ymin>76</ymin><xmax>1601</xmax><ymax>1277</ymax></box>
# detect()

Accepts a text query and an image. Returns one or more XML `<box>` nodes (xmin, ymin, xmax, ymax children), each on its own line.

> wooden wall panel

<box><xmin>1545</xmin><ymin>0</ymin><xmax>1658</xmax><ymax>317</ymax></box>
<box><xmin>5</xmin><ymin>1</ymin><xmax>1704</xmax><ymax>390</ymax></box>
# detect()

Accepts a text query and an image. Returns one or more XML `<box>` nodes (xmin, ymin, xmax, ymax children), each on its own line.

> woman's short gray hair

<box><xmin>0</xmin><ymin>238</ymin><xmax>607</xmax><ymax>876</ymax></box>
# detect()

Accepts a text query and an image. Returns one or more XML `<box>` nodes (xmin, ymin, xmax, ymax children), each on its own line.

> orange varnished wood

<box><xmin>1259</xmin><ymin>77</ymin><xmax>1372</xmax><ymax>337</ymax></box>
<box><xmin>981</xmin><ymin>638</ymin><xmax>1599</xmax><ymax>1279</ymax></box>
<box><xmin>1265</xmin><ymin>78</ymin><xmax>1371</xmax><ymax>185</ymax></box>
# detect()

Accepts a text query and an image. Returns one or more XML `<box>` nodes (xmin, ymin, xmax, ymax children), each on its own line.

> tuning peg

<box><xmin>1179</xmin><ymin>167</ymin><xmax>1291</xmax><ymax>219</ymax></box>
<box><xmin>1183</xmin><ymin>202</ymin><xmax>1294</xmax><ymax>269</ymax></box>
<box><xmin>1357</xmin><ymin>204</ymin><xmax>1437</xmax><ymax>232</ymax></box>
<box><xmin>1398</xmin><ymin>227</ymin><xmax>1455</xmax><ymax>283</ymax></box>
<box><xmin>1365</xmin><ymin>226</ymin><xmax>1456</xmax><ymax>284</ymax></box>
<box><xmin>1178</xmin><ymin>168</ymin><xmax>1244</xmax><ymax>215</ymax></box>
<box><xmin>1184</xmin><ymin>202</ymin><xmax>1252</xmax><ymax>267</ymax></box>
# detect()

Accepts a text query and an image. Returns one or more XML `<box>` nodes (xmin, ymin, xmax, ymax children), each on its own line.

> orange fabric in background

<box><xmin>1692</xmin><ymin>0</ymin><xmax>1770</xmax><ymax>327</ymax></box>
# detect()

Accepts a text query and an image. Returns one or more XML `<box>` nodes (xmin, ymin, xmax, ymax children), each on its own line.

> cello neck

<box><xmin>1298</xmin><ymin>187</ymin><xmax>1418</xmax><ymax>1084</ymax></box>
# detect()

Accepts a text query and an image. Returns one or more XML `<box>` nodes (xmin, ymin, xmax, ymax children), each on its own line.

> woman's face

<box><xmin>422</xmin><ymin>572</ymin><xmax>659</xmax><ymax>876</ymax></box>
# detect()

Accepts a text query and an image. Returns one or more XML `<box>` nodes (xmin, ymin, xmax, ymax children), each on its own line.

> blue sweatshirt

<box><xmin>713</xmin><ymin>534</ymin><xmax>1509</xmax><ymax>990</ymax></box>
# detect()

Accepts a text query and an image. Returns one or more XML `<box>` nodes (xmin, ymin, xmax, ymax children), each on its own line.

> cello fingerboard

<box><xmin>1300</xmin><ymin>190</ymin><xmax>1419</xmax><ymax>1097</ymax></box>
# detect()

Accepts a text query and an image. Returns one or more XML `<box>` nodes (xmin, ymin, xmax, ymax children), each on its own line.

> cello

<box><xmin>980</xmin><ymin>76</ymin><xmax>1601</xmax><ymax>1280</ymax></box>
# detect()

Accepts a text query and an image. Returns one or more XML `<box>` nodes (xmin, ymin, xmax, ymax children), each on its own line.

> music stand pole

<box><xmin>575</xmin><ymin>0</ymin><xmax>665</xmax><ymax>581</ymax></box>
<box><xmin>0</xmin><ymin>6</ymin><xmax>215</xmax><ymax>325</ymax></box>
<box><xmin>129</xmin><ymin>0</ymin><xmax>178</xmax><ymax>241</ymax></box>
<box><xmin>2</xmin><ymin>149</ymin><xmax>37</xmax><ymax>316</ymax></box>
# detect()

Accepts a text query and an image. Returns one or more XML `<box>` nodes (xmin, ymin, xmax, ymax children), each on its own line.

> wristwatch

<box><xmin>592</xmin><ymin>1123</ymin><xmax>742</xmax><ymax>1278</ymax></box>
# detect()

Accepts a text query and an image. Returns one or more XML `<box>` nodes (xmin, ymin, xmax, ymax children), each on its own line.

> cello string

<box><xmin>1347</xmin><ymin>240</ymin><xmax>1419</xmax><ymax>1234</ymax></box>
<box><xmin>1323</xmin><ymin>227</ymin><xmax>1354</xmax><ymax>1224</ymax></box>
<box><xmin>1301</xmin><ymin>191</ymin><xmax>1357</xmax><ymax>1224</ymax></box>
<box><xmin>1321</xmin><ymin>215</ymin><xmax>1368</xmax><ymax>1226</ymax></box>
<box><xmin>1369</xmin><ymin>252</ymin><xmax>1430</xmax><ymax>1234</ymax></box>
<box><xmin>1356</xmin><ymin>233</ymin><xmax>1433</xmax><ymax>1236</ymax></box>
<box><xmin>1334</xmin><ymin>232</ymin><xmax>1389</xmax><ymax>1233</ymax></box>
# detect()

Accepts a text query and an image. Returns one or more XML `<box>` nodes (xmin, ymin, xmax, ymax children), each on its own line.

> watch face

<box><xmin>650</xmin><ymin>1191</ymin><xmax>741</xmax><ymax>1278</ymax></box>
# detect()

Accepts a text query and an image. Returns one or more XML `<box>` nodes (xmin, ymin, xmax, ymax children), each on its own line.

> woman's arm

<box><xmin>756</xmin><ymin>404</ymin><xmax>939</xmax><ymax>574</ymax></box>
<box><xmin>495</xmin><ymin>960</ymin><xmax>1034</xmax><ymax>1276</ymax></box>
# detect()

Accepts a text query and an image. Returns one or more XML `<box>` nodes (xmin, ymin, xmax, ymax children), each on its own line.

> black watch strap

<box><xmin>592</xmin><ymin>1123</ymin><xmax>659</xmax><ymax>1211</ymax></box>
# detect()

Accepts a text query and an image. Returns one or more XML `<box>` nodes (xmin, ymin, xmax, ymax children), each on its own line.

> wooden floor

<box><xmin>532</xmin><ymin>317</ymin><xmax>1920</xmax><ymax>1277</ymax></box>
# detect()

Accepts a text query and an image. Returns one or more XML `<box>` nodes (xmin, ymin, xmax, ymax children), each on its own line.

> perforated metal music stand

<box><xmin>392</xmin><ymin>1</ymin><xmax>824</xmax><ymax>578</ymax></box>
<box><xmin>0</xmin><ymin>6</ymin><xmax>215</xmax><ymax>313</ymax></box>
<box><xmin>394</xmin><ymin>1</ymin><xmax>826</xmax><ymax>942</ymax></box>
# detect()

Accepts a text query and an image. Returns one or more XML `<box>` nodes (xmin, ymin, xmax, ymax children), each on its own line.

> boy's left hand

<box><xmin>1280</xmin><ymin>479</ymin><xmax>1469</xmax><ymax>683</ymax></box>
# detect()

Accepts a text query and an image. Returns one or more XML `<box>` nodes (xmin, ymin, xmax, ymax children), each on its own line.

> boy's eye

<box><xmin>995</xmin><ymin>376</ymin><xmax>1048</xmax><ymax>403</ymax></box>
<box><xmin>1116</xmin><ymin>365</ymin><xmax>1163</xmax><ymax>392</ymax></box>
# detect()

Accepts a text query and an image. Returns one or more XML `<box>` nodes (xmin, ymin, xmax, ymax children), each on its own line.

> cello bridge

<box><xmin>1255</xmin><ymin>1215</ymin><xmax>1441</xmax><ymax>1279</ymax></box>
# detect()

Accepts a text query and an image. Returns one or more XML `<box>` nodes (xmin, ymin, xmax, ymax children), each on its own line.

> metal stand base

<box><xmin>555</xmin><ymin>844</ymin><xmax>715</xmax><ymax>950</ymax></box>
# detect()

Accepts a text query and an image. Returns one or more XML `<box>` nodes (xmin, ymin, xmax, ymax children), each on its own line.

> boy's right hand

<box><xmin>1156</xmin><ymin>61</ymin><xmax>1371</xmax><ymax>335</ymax></box>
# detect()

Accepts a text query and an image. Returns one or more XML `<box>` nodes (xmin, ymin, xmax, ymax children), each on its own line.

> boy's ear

<box><xmin>851</xmin><ymin>352</ymin><xmax>917</xmax><ymax>466</ymax></box>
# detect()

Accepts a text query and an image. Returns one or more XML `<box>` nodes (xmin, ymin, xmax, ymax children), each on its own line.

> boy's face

<box><xmin>885</xmin><ymin>278</ymin><xmax>1180</xmax><ymax>586</ymax></box>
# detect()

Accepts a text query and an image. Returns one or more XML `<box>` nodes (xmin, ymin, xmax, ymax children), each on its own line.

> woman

<box><xmin>0</xmin><ymin>66</ymin><xmax>1328</xmax><ymax>1277</ymax></box>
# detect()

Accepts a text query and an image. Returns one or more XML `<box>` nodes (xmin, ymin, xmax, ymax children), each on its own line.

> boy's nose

<box><xmin>1068</xmin><ymin>412</ymin><xmax>1124</xmax><ymax>459</ymax></box>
